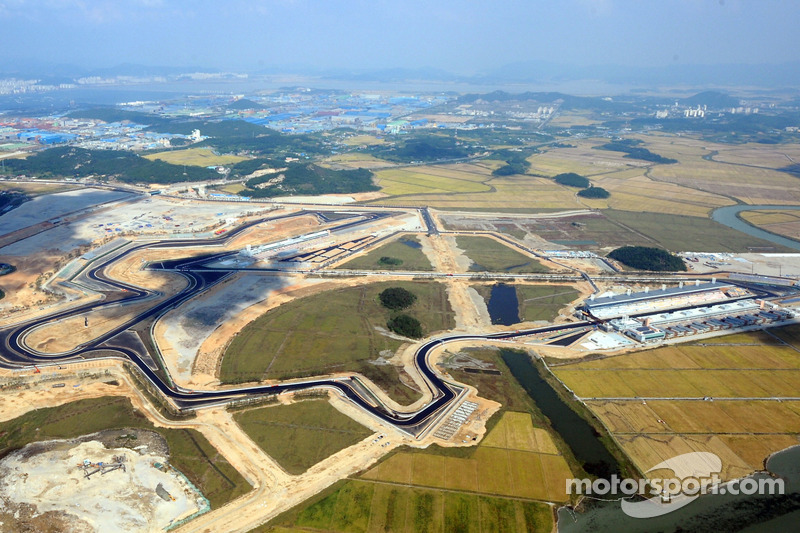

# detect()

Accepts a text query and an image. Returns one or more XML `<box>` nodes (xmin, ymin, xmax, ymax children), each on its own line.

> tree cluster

<box><xmin>386</xmin><ymin>314</ymin><xmax>423</xmax><ymax>338</ymax></box>
<box><xmin>577</xmin><ymin>186</ymin><xmax>610</xmax><ymax>198</ymax></box>
<box><xmin>607</xmin><ymin>246</ymin><xmax>687</xmax><ymax>272</ymax></box>
<box><xmin>595</xmin><ymin>140</ymin><xmax>677</xmax><ymax>164</ymax></box>
<box><xmin>554</xmin><ymin>173</ymin><xmax>590</xmax><ymax>188</ymax></box>
<box><xmin>2</xmin><ymin>147</ymin><xmax>219</xmax><ymax>184</ymax></box>
<box><xmin>241</xmin><ymin>164</ymin><xmax>377</xmax><ymax>198</ymax></box>
<box><xmin>379</xmin><ymin>287</ymin><xmax>417</xmax><ymax>310</ymax></box>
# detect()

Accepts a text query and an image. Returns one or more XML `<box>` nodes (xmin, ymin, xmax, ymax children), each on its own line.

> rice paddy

<box><xmin>553</xmin><ymin>326</ymin><xmax>800</xmax><ymax>481</ymax></box>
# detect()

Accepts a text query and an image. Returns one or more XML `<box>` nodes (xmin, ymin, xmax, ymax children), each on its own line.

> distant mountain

<box><xmin>84</xmin><ymin>63</ymin><xmax>219</xmax><ymax>77</ymax></box>
<box><xmin>227</xmin><ymin>98</ymin><xmax>266</xmax><ymax>110</ymax></box>
<box><xmin>478</xmin><ymin>61</ymin><xmax>800</xmax><ymax>88</ymax></box>
<box><xmin>681</xmin><ymin>91</ymin><xmax>740</xmax><ymax>109</ymax></box>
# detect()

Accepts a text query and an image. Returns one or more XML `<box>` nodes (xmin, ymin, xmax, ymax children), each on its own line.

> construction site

<box><xmin>1</xmin><ymin>180</ymin><xmax>799</xmax><ymax>533</ymax></box>
<box><xmin>0</xmin><ymin>432</ymin><xmax>205</xmax><ymax>532</ymax></box>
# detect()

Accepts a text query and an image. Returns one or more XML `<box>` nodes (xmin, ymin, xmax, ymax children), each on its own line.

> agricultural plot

<box><xmin>455</xmin><ymin>236</ymin><xmax>548</xmax><ymax>273</ymax></box>
<box><xmin>589</xmin><ymin>171</ymin><xmax>733</xmax><ymax>217</ymax></box>
<box><xmin>558</xmin><ymin>327</ymin><xmax>800</xmax><ymax>481</ymax></box>
<box><xmin>213</xmin><ymin>182</ymin><xmax>247</xmax><ymax>195</ymax></box>
<box><xmin>603</xmin><ymin>209</ymin><xmax>792</xmax><ymax>252</ymax></box>
<box><xmin>0</xmin><ymin>397</ymin><xmax>250</xmax><ymax>508</ymax></box>
<box><xmin>374</xmin><ymin>164</ymin><xmax>493</xmax><ymax>197</ymax></box>
<box><xmin>336</xmin><ymin>234</ymin><xmax>433</xmax><ymax>271</ymax></box>
<box><xmin>711</xmin><ymin>142</ymin><xmax>800</xmax><ymax>169</ymax></box>
<box><xmin>233</xmin><ymin>399</ymin><xmax>371</xmax><ymax>475</ymax></box>
<box><xmin>220</xmin><ymin>281</ymin><xmax>454</xmax><ymax>403</ymax></box>
<box><xmin>265</xmin><ymin>480</ymin><xmax>553</xmax><ymax>533</ymax></box>
<box><xmin>527</xmin><ymin>140</ymin><xmax>647</xmax><ymax>178</ymax></box>
<box><xmin>143</xmin><ymin>147</ymin><xmax>247</xmax><ymax>167</ymax></box>
<box><xmin>322</xmin><ymin>152</ymin><xmax>393</xmax><ymax>170</ymax></box>
<box><xmin>638</xmin><ymin>136</ymin><xmax>800</xmax><ymax>206</ymax></box>
<box><xmin>739</xmin><ymin>209</ymin><xmax>800</xmax><ymax>241</ymax></box>
<box><xmin>361</xmin><ymin>413</ymin><xmax>571</xmax><ymax>502</ymax></box>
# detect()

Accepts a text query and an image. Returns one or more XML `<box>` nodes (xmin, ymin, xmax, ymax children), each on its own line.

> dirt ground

<box><xmin>0</xmin><ymin>439</ymin><xmax>203</xmax><ymax>533</ymax></box>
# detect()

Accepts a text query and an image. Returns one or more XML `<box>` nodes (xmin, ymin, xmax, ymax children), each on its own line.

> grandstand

<box><xmin>580</xmin><ymin>281</ymin><xmax>747</xmax><ymax>320</ymax></box>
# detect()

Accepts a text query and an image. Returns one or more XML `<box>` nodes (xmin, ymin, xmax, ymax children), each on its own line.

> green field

<box><xmin>261</xmin><ymin>480</ymin><xmax>553</xmax><ymax>533</ymax></box>
<box><xmin>234</xmin><ymin>400</ymin><xmax>371</xmax><ymax>475</ymax></box>
<box><xmin>144</xmin><ymin>147</ymin><xmax>247</xmax><ymax>167</ymax></box>
<box><xmin>603</xmin><ymin>209</ymin><xmax>793</xmax><ymax>252</ymax></box>
<box><xmin>517</xmin><ymin>285</ymin><xmax>579</xmax><ymax>322</ymax></box>
<box><xmin>0</xmin><ymin>397</ymin><xmax>250</xmax><ymax>508</ymax></box>
<box><xmin>220</xmin><ymin>281</ymin><xmax>455</xmax><ymax>403</ymax></box>
<box><xmin>455</xmin><ymin>236</ymin><xmax>548</xmax><ymax>273</ymax></box>
<box><xmin>336</xmin><ymin>235</ymin><xmax>433</xmax><ymax>271</ymax></box>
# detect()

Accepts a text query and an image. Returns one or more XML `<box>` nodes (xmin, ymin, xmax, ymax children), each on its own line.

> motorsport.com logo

<box><xmin>566</xmin><ymin>452</ymin><xmax>785</xmax><ymax>518</ymax></box>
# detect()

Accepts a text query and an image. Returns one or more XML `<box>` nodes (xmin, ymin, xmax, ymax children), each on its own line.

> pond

<box><xmin>486</xmin><ymin>284</ymin><xmax>520</xmax><ymax>325</ymax></box>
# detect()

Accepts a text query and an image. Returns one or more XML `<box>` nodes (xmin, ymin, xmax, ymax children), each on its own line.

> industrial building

<box><xmin>601</xmin><ymin>298</ymin><xmax>795</xmax><ymax>344</ymax></box>
<box><xmin>579</xmin><ymin>281</ymin><xmax>748</xmax><ymax>320</ymax></box>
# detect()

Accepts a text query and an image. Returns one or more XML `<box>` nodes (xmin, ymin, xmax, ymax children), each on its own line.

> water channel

<box><xmin>496</xmin><ymin>348</ymin><xmax>800</xmax><ymax>531</ymax></box>
<box><xmin>501</xmin><ymin>349</ymin><xmax>621</xmax><ymax>479</ymax></box>
<box><xmin>711</xmin><ymin>205</ymin><xmax>800</xmax><ymax>251</ymax></box>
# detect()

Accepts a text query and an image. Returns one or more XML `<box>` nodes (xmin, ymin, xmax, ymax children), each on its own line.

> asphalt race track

<box><xmin>0</xmin><ymin>209</ymin><xmax>590</xmax><ymax>437</ymax></box>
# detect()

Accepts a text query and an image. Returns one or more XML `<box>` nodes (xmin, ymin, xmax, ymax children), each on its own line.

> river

<box><xmin>711</xmin><ymin>205</ymin><xmax>800</xmax><ymax>251</ymax></box>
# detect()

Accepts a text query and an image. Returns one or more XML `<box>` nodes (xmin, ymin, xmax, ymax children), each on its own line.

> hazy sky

<box><xmin>0</xmin><ymin>0</ymin><xmax>797</xmax><ymax>72</ymax></box>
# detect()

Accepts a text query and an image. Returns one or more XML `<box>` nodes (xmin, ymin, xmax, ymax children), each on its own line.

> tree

<box><xmin>607</xmin><ymin>246</ymin><xmax>687</xmax><ymax>272</ymax></box>
<box><xmin>387</xmin><ymin>314</ymin><xmax>423</xmax><ymax>338</ymax></box>
<box><xmin>378</xmin><ymin>257</ymin><xmax>403</xmax><ymax>266</ymax></box>
<box><xmin>379</xmin><ymin>287</ymin><xmax>417</xmax><ymax>310</ymax></box>
<box><xmin>554</xmin><ymin>173</ymin><xmax>590</xmax><ymax>188</ymax></box>
<box><xmin>577</xmin><ymin>186</ymin><xmax>610</xmax><ymax>198</ymax></box>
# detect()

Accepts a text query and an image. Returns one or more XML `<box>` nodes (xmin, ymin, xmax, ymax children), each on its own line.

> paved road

<box><xmin>0</xmin><ymin>207</ymin><xmax>596</xmax><ymax>436</ymax></box>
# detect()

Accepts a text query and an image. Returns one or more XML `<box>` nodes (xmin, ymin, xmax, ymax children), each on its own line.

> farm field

<box><xmin>373</xmin><ymin>163</ymin><xmax>495</xmax><ymax>197</ymax></box>
<box><xmin>739</xmin><ymin>209</ymin><xmax>800</xmax><ymax>241</ymax></box>
<box><xmin>219</xmin><ymin>280</ymin><xmax>455</xmax><ymax>403</ymax></box>
<box><xmin>526</xmin><ymin>140</ymin><xmax>647</xmax><ymax>178</ymax></box>
<box><xmin>262</xmin><ymin>480</ymin><xmax>554</xmax><ymax>533</ymax></box>
<box><xmin>143</xmin><ymin>147</ymin><xmax>247</xmax><ymax>167</ymax></box>
<box><xmin>233</xmin><ymin>399</ymin><xmax>371</xmax><ymax>475</ymax></box>
<box><xmin>322</xmin><ymin>152</ymin><xmax>393</xmax><ymax>170</ymax></box>
<box><xmin>635</xmin><ymin>135</ymin><xmax>800</xmax><ymax>206</ymax></box>
<box><xmin>587</xmin><ymin>170</ymin><xmax>733</xmax><ymax>217</ymax></box>
<box><xmin>478</xmin><ymin>135</ymin><xmax>800</xmax><ymax>214</ymax></box>
<box><xmin>213</xmin><ymin>182</ymin><xmax>247</xmax><ymax>195</ymax></box>
<box><xmin>603</xmin><ymin>209</ymin><xmax>792</xmax><ymax>252</ymax></box>
<box><xmin>336</xmin><ymin>234</ymin><xmax>433</xmax><ymax>271</ymax></box>
<box><xmin>0</xmin><ymin>181</ymin><xmax>79</xmax><ymax>196</ymax></box>
<box><xmin>455</xmin><ymin>236</ymin><xmax>548</xmax><ymax>273</ymax></box>
<box><xmin>554</xmin><ymin>326</ymin><xmax>800</xmax><ymax>480</ymax></box>
<box><xmin>0</xmin><ymin>397</ymin><xmax>250</xmax><ymax>508</ymax></box>
<box><xmin>361</xmin><ymin>413</ymin><xmax>571</xmax><ymax>502</ymax></box>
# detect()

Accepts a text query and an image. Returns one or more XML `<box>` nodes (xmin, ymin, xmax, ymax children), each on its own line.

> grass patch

<box><xmin>233</xmin><ymin>399</ymin><xmax>371</xmax><ymax>475</ymax></box>
<box><xmin>456</xmin><ymin>236</ymin><xmax>548</xmax><ymax>273</ymax></box>
<box><xmin>220</xmin><ymin>280</ymin><xmax>454</xmax><ymax>404</ymax></box>
<box><xmin>143</xmin><ymin>147</ymin><xmax>247</xmax><ymax>167</ymax></box>
<box><xmin>262</xmin><ymin>480</ymin><xmax>554</xmax><ymax>533</ymax></box>
<box><xmin>516</xmin><ymin>284</ymin><xmax>580</xmax><ymax>322</ymax></box>
<box><xmin>336</xmin><ymin>235</ymin><xmax>433</xmax><ymax>271</ymax></box>
<box><xmin>604</xmin><ymin>209</ymin><xmax>794</xmax><ymax>252</ymax></box>
<box><xmin>0</xmin><ymin>397</ymin><xmax>250</xmax><ymax>508</ymax></box>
